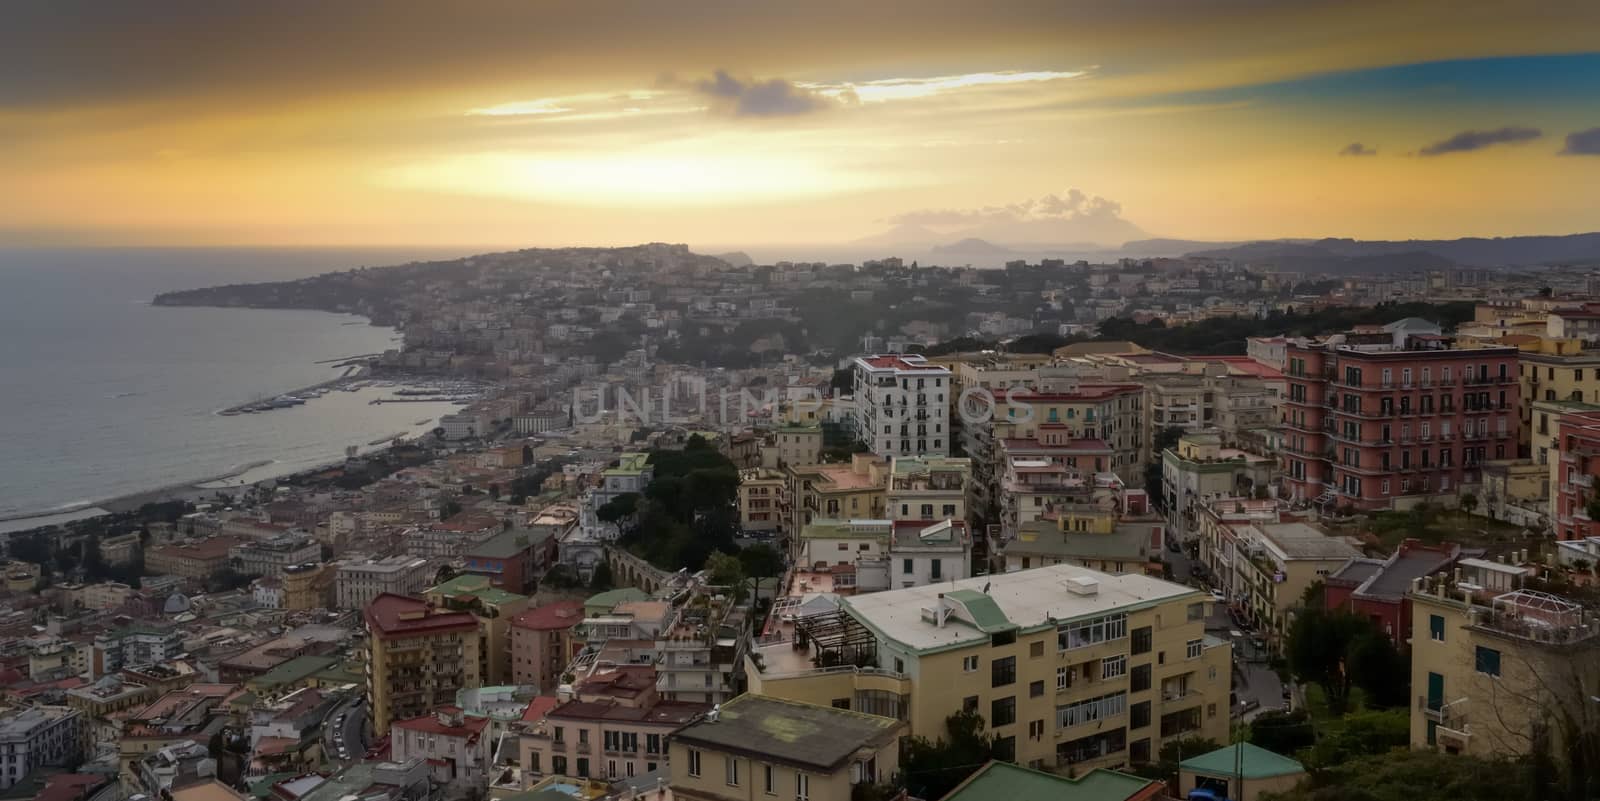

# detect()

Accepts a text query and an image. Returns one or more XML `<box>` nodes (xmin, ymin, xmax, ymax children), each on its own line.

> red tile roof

<box><xmin>510</xmin><ymin>600</ymin><xmax>584</xmax><ymax>631</ymax></box>
<box><xmin>521</xmin><ymin>695</ymin><xmax>560</xmax><ymax>723</ymax></box>
<box><xmin>860</xmin><ymin>355</ymin><xmax>946</xmax><ymax>372</ymax></box>
<box><xmin>364</xmin><ymin>593</ymin><xmax>476</xmax><ymax>638</ymax></box>
<box><xmin>392</xmin><ymin>706</ymin><xmax>491</xmax><ymax>743</ymax></box>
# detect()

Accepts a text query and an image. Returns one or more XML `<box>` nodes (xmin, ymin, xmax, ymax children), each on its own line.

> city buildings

<box><xmin>1549</xmin><ymin>404</ymin><xmax>1600</xmax><ymax>541</ymax></box>
<box><xmin>1409</xmin><ymin>574</ymin><xmax>1600</xmax><ymax>760</ymax></box>
<box><xmin>509</xmin><ymin>600</ymin><xmax>585</xmax><ymax>694</ymax></box>
<box><xmin>782</xmin><ymin>455</ymin><xmax>889</xmax><ymax>550</ymax></box>
<box><xmin>1204</xmin><ymin>519</ymin><xmax>1361</xmax><ymax>645</ymax></box>
<box><xmin>229</xmin><ymin>535</ymin><xmax>322</xmax><ymax>578</ymax></box>
<box><xmin>885</xmin><ymin>455</ymin><xmax>969</xmax><ymax>523</ymax></box>
<box><xmin>424</xmin><ymin>574</ymin><xmax>532</xmax><ymax>686</ymax></box>
<box><xmin>747</xmin><ymin>564</ymin><xmax>1231</xmax><ymax>772</ymax></box>
<box><xmin>518</xmin><ymin>673</ymin><xmax>706</xmax><ymax>783</ymax></box>
<box><xmin>462</xmin><ymin>528</ymin><xmax>556</xmax><ymax>595</ymax></box>
<box><xmin>0</xmin><ymin>707</ymin><xmax>82</xmax><ymax>790</ymax></box>
<box><xmin>391</xmin><ymin>707</ymin><xmax>492</xmax><ymax>788</ymax></box>
<box><xmin>735</xmin><ymin>467</ymin><xmax>784</xmax><ymax>535</ymax></box>
<box><xmin>1280</xmin><ymin>328</ymin><xmax>1519</xmax><ymax>510</ymax></box>
<box><xmin>668</xmin><ymin>694</ymin><xmax>903</xmax><ymax>801</ymax></box>
<box><xmin>1161</xmin><ymin>431</ymin><xmax>1275</xmax><ymax>544</ymax></box>
<box><xmin>145</xmin><ymin>537</ymin><xmax>246</xmax><ymax>579</ymax></box>
<box><xmin>336</xmin><ymin>556</ymin><xmax>431</xmax><ymax>611</ymax></box>
<box><xmin>1002</xmin><ymin>500</ymin><xmax>1164</xmax><ymax>576</ymax></box>
<box><xmin>849</xmin><ymin>354</ymin><xmax>952</xmax><ymax>458</ymax></box>
<box><xmin>364</xmin><ymin>593</ymin><xmax>481</xmax><ymax>735</ymax></box>
<box><xmin>1323</xmin><ymin>540</ymin><xmax>1461</xmax><ymax>641</ymax></box>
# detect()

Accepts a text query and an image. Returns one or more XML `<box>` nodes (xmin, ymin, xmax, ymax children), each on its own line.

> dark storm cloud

<box><xmin>1561</xmin><ymin>127</ymin><xmax>1600</xmax><ymax>155</ymax></box>
<box><xmin>1338</xmin><ymin>142</ymin><xmax>1377</xmax><ymax>156</ymax></box>
<box><xmin>690</xmin><ymin>70</ymin><xmax>830</xmax><ymax>116</ymax></box>
<box><xmin>1418</xmin><ymin>126</ymin><xmax>1542</xmax><ymax>156</ymax></box>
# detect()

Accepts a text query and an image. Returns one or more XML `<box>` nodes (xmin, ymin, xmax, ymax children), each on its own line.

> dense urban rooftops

<box><xmin>671</xmin><ymin>694</ymin><xmax>900</xmax><ymax>771</ymax></box>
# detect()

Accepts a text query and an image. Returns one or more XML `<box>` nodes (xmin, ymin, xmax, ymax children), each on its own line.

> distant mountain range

<box><xmin>853</xmin><ymin>215</ymin><xmax>1147</xmax><ymax>252</ymax></box>
<box><xmin>840</xmin><ymin>228</ymin><xmax>1600</xmax><ymax>271</ymax></box>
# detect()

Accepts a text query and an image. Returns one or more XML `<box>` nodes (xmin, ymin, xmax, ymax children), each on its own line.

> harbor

<box><xmin>217</xmin><ymin>375</ymin><xmax>488</xmax><ymax>416</ymax></box>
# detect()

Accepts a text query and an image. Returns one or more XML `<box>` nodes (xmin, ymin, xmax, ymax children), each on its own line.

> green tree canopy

<box><xmin>900</xmin><ymin>711</ymin><xmax>1000</xmax><ymax>801</ymax></box>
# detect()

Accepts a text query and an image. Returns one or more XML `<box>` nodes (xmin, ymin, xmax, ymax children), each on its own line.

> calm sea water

<box><xmin>0</xmin><ymin>247</ymin><xmax>479</xmax><ymax>526</ymax></box>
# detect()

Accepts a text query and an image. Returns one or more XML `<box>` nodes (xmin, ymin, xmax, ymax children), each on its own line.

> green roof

<box><xmin>428</xmin><ymin>573</ymin><xmax>528</xmax><ymax>606</ymax></box>
<box><xmin>672</xmin><ymin>694</ymin><xmax>901</xmax><ymax>772</ymax></box>
<box><xmin>799</xmin><ymin>519</ymin><xmax>890</xmax><ymax>540</ymax></box>
<box><xmin>585</xmin><ymin>587</ymin><xmax>649</xmax><ymax>614</ymax></box>
<box><xmin>247</xmin><ymin>654</ymin><xmax>341</xmax><ymax>691</ymax></box>
<box><xmin>1180</xmin><ymin>742</ymin><xmax>1306</xmax><ymax>780</ymax></box>
<box><xmin>604</xmin><ymin>453</ymin><xmax>652</xmax><ymax>476</ymax></box>
<box><xmin>244</xmin><ymin>773</ymin><xmax>300</xmax><ymax>800</ymax></box>
<box><xmin>944</xmin><ymin>589</ymin><xmax>1014</xmax><ymax>633</ymax></box>
<box><xmin>942</xmin><ymin>761</ymin><xmax>1156</xmax><ymax>801</ymax></box>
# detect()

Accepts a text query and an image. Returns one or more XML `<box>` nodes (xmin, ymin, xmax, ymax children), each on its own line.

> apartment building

<box><xmin>520</xmin><ymin>673</ymin><xmax>705</xmax><ymax>783</ymax></box>
<box><xmin>1513</xmin><ymin>336</ymin><xmax>1600</xmax><ymax>449</ymax></box>
<box><xmin>747</xmin><ymin>564</ymin><xmax>1231</xmax><ymax>773</ymax></box>
<box><xmin>1206</xmin><ymin>520</ymin><xmax>1360</xmax><ymax>646</ymax></box>
<box><xmin>391</xmin><ymin>707</ymin><xmax>491</xmax><ymax>788</ymax></box>
<box><xmin>1280</xmin><ymin>329</ymin><xmax>1519</xmax><ymax>510</ymax></box>
<box><xmin>995</xmin><ymin>455</ymin><xmax>1127</xmax><ymax>547</ymax></box>
<box><xmin>770</xmin><ymin>423</ymin><xmax>824</xmax><ymax>468</ymax></box>
<box><xmin>336</xmin><ymin>556</ymin><xmax>431</xmax><ymax>611</ymax></box>
<box><xmin>885</xmin><ymin>455</ymin><xmax>969</xmax><ymax>523</ymax></box>
<box><xmin>364</xmin><ymin>593</ymin><xmax>481</xmax><ymax>736</ymax></box>
<box><xmin>462</xmin><ymin>527</ymin><xmax>555</xmax><ymax>595</ymax></box>
<box><xmin>1003</xmin><ymin>501</ymin><xmax>1164</xmax><ymax>576</ymax></box>
<box><xmin>1323</xmin><ymin>540</ymin><xmax>1460</xmax><ymax>641</ymax></box>
<box><xmin>1409</xmin><ymin>574</ymin><xmax>1600</xmax><ymax>761</ymax></box>
<box><xmin>850</xmin><ymin>354</ymin><xmax>952</xmax><ymax>458</ymax></box>
<box><xmin>656</xmin><ymin>592</ymin><xmax>748</xmax><ymax>704</ymax></box>
<box><xmin>145</xmin><ymin>537</ymin><xmax>245</xmax><ymax>579</ymax></box>
<box><xmin>1548</xmin><ymin>404</ymin><xmax>1600</xmax><ymax>541</ymax></box>
<box><xmin>669</xmin><ymin>694</ymin><xmax>904</xmax><ymax>801</ymax></box>
<box><xmin>1161</xmin><ymin>431</ymin><xmax>1276</xmax><ymax>544</ymax></box>
<box><xmin>782</xmin><ymin>455</ymin><xmax>889</xmax><ymax>552</ymax></box>
<box><xmin>280</xmin><ymin>562</ymin><xmax>334</xmax><ymax>610</ymax></box>
<box><xmin>736</xmin><ymin>467</ymin><xmax>784</xmax><ymax>535</ymax></box>
<box><xmin>91</xmin><ymin>624</ymin><xmax>185</xmax><ymax>675</ymax></box>
<box><xmin>424</xmin><ymin>574</ymin><xmax>531</xmax><ymax>686</ymax></box>
<box><xmin>0</xmin><ymin>707</ymin><xmax>83</xmax><ymax>790</ymax></box>
<box><xmin>510</xmin><ymin>600</ymin><xmax>585</xmax><ymax>694</ymax></box>
<box><xmin>229</xmin><ymin>535</ymin><xmax>321</xmax><ymax>578</ymax></box>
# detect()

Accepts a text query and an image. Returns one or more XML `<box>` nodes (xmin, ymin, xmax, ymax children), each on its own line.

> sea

<box><xmin>0</xmin><ymin>246</ymin><xmax>481</xmax><ymax>532</ymax></box>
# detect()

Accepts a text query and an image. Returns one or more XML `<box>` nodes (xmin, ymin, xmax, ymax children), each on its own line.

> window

<box><xmin>1058</xmin><ymin>613</ymin><xmax>1128</xmax><ymax>650</ymax></box>
<box><xmin>1429</xmin><ymin>614</ymin><xmax>1445</xmax><ymax>642</ymax></box>
<box><xmin>963</xmin><ymin>695</ymin><xmax>979</xmax><ymax>713</ymax></box>
<box><xmin>1056</xmin><ymin>691</ymin><xmax>1127</xmax><ymax>728</ymax></box>
<box><xmin>576</xmin><ymin>759</ymin><xmax>589</xmax><ymax>777</ymax></box>
<box><xmin>931</xmin><ymin>559</ymin><xmax>942</xmax><ymax>580</ymax></box>
<box><xmin>796</xmin><ymin>773</ymin><xmax>809</xmax><ymax>801</ymax></box>
<box><xmin>687</xmin><ymin>749</ymin><xmax>701</xmax><ymax>778</ymax></box>
<box><xmin>1131</xmin><ymin>626</ymin><xmax>1152</xmax><ymax>655</ymax></box>
<box><xmin>552</xmin><ymin>756</ymin><xmax>567</xmax><ymax>776</ymax></box>
<box><xmin>1029</xmin><ymin>719</ymin><xmax>1045</xmax><ymax>740</ymax></box>
<box><xmin>1030</xmin><ymin>641</ymin><xmax>1045</xmax><ymax>658</ymax></box>
<box><xmin>1030</xmin><ymin>680</ymin><xmax>1045</xmax><ymax>698</ymax></box>
<box><xmin>726</xmin><ymin>756</ymin><xmax>740</xmax><ymax>786</ymax></box>
<box><xmin>1131</xmin><ymin>663</ymin><xmax>1151</xmax><ymax>692</ymax></box>
<box><xmin>992</xmin><ymin>656</ymin><xmax>1016</xmax><ymax>687</ymax></box>
<box><xmin>1475</xmin><ymin>646</ymin><xmax>1502</xmax><ymax>677</ymax></box>
<box><xmin>1056</xmin><ymin>666</ymin><xmax>1071</xmax><ymax>690</ymax></box>
<box><xmin>1101</xmin><ymin>654</ymin><xmax>1127</xmax><ymax>680</ymax></box>
<box><xmin>1186</xmin><ymin>639</ymin><xmax>1203</xmax><ymax>660</ymax></box>
<box><xmin>553</xmin><ymin>726</ymin><xmax>565</xmax><ymax>743</ymax></box>
<box><xmin>764</xmin><ymin>764</ymin><xmax>776</xmax><ymax>795</ymax></box>
<box><xmin>1130</xmin><ymin>701</ymin><xmax>1151</xmax><ymax>729</ymax></box>
<box><xmin>992</xmin><ymin>696</ymin><xmax>1017</xmax><ymax>726</ymax></box>
<box><xmin>962</xmin><ymin>655</ymin><xmax>979</xmax><ymax>672</ymax></box>
<box><xmin>902</xmin><ymin>558</ymin><xmax>913</xmax><ymax>575</ymax></box>
<box><xmin>1186</xmin><ymin>602</ymin><xmax>1203</xmax><ymax>621</ymax></box>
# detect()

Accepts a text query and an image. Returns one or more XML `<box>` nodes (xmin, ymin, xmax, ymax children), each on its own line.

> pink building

<box><xmin>519</xmin><ymin>664</ymin><xmax>707</xmax><ymax>783</ymax></box>
<box><xmin>390</xmin><ymin>706</ymin><xmax>491</xmax><ymax>787</ymax></box>
<box><xmin>510</xmin><ymin>600</ymin><xmax>585</xmax><ymax>693</ymax></box>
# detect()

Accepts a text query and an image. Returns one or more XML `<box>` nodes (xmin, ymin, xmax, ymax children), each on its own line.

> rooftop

<box><xmin>364</xmin><ymin>593</ymin><xmax>477</xmax><ymax>637</ymax></box>
<box><xmin>858</xmin><ymin>354</ymin><xmax>948</xmax><ymax>373</ymax></box>
<box><xmin>585</xmin><ymin>587</ymin><xmax>650</xmax><ymax>612</ymax></box>
<box><xmin>391</xmin><ymin>707</ymin><xmax>490</xmax><ymax>742</ymax></box>
<box><xmin>1007</xmin><ymin>522</ymin><xmax>1153</xmax><ymax>562</ymax></box>
<box><xmin>170</xmin><ymin>781</ymin><xmax>249</xmax><ymax>801</ymax></box>
<box><xmin>1251</xmin><ymin>522</ymin><xmax>1363</xmax><ymax>561</ymax></box>
<box><xmin>942</xmin><ymin>761</ymin><xmax>1159</xmax><ymax>801</ymax></box>
<box><xmin>1180</xmin><ymin>742</ymin><xmax>1306</xmax><ymax>780</ymax></box>
<box><xmin>671</xmin><ymin>694</ymin><xmax>901</xmax><ymax>772</ymax></box>
<box><xmin>545</xmin><ymin>698</ymin><xmax>706</xmax><ymax>726</ymax></box>
<box><xmin>511</xmin><ymin>600</ymin><xmax>585</xmax><ymax>631</ymax></box>
<box><xmin>843</xmin><ymin>564</ymin><xmax>1200</xmax><ymax>654</ymax></box>
<box><xmin>428</xmin><ymin>573</ymin><xmax>528</xmax><ymax>606</ymax></box>
<box><xmin>467</xmin><ymin>527</ymin><xmax>553</xmax><ymax>559</ymax></box>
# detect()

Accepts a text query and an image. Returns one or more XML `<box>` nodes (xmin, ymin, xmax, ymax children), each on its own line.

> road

<box><xmin>323</xmin><ymin>696</ymin><xmax>369</xmax><ymax>765</ymax></box>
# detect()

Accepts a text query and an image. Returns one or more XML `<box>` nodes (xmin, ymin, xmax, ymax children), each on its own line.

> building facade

<box><xmin>364</xmin><ymin>593</ymin><xmax>482</xmax><ymax>735</ymax></box>
<box><xmin>850</xmin><ymin>354</ymin><xmax>952</xmax><ymax>458</ymax></box>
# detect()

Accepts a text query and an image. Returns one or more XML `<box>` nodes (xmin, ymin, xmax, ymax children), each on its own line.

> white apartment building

<box><xmin>0</xmin><ymin>707</ymin><xmax>82</xmax><ymax>789</ymax></box>
<box><xmin>851</xmin><ymin>354</ymin><xmax>952</xmax><ymax>458</ymax></box>
<box><xmin>229</xmin><ymin>535</ymin><xmax>321</xmax><ymax>578</ymax></box>
<box><xmin>335</xmin><ymin>555</ymin><xmax>432</xmax><ymax>610</ymax></box>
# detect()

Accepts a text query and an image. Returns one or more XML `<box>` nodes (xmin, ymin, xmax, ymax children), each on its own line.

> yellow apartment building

<box><xmin>424</xmin><ymin>574</ymin><xmax>531</xmax><ymax>687</ymax></box>
<box><xmin>364</xmin><ymin>593</ymin><xmax>482</xmax><ymax>735</ymax></box>
<box><xmin>737</xmin><ymin>467</ymin><xmax>785</xmax><ymax>534</ymax></box>
<box><xmin>1408</xmin><ymin>575</ymin><xmax>1600</xmax><ymax>761</ymax></box>
<box><xmin>746</xmin><ymin>564</ymin><xmax>1230</xmax><ymax>773</ymax></box>
<box><xmin>783</xmin><ymin>454</ymin><xmax>889</xmax><ymax>550</ymax></box>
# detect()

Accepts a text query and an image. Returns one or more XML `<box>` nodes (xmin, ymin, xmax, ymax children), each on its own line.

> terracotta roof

<box><xmin>521</xmin><ymin>695</ymin><xmax>560</xmax><ymax>723</ymax></box>
<box><xmin>364</xmin><ymin>593</ymin><xmax>476</xmax><ymax>638</ymax></box>
<box><xmin>510</xmin><ymin>600</ymin><xmax>584</xmax><ymax>631</ymax></box>
<box><xmin>392</xmin><ymin>707</ymin><xmax>490</xmax><ymax>743</ymax></box>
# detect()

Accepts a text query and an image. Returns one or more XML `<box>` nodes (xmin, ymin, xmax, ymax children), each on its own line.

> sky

<box><xmin>2</xmin><ymin>1</ymin><xmax>1599</xmax><ymax>252</ymax></box>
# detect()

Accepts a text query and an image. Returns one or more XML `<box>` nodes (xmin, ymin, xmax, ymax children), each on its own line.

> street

<box><xmin>323</xmin><ymin>695</ymin><xmax>369</xmax><ymax>765</ymax></box>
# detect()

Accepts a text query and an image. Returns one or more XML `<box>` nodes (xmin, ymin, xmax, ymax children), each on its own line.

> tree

<box><xmin>1298</xmin><ymin>709</ymin><xmax>1409</xmax><ymax>771</ymax></box>
<box><xmin>440</xmin><ymin>500</ymin><xmax>462</xmax><ymax>519</ymax></box>
<box><xmin>1460</xmin><ymin>492</ymin><xmax>1479</xmax><ymax>516</ymax></box>
<box><xmin>597</xmin><ymin>493</ymin><xmax>640</xmax><ymax>523</ymax></box>
<box><xmin>1285</xmin><ymin>608</ymin><xmax>1399</xmax><ymax>715</ymax></box>
<box><xmin>1266</xmin><ymin>748</ymin><xmax>1530</xmax><ymax>801</ymax></box>
<box><xmin>1250</xmin><ymin>708</ymin><xmax>1316</xmax><ymax>756</ymax></box>
<box><xmin>738</xmin><ymin>543</ymin><xmax>784</xmax><ymax>579</ymax></box>
<box><xmin>900</xmin><ymin>711</ymin><xmax>999</xmax><ymax>800</ymax></box>
<box><xmin>704</xmin><ymin>551</ymin><xmax>746</xmax><ymax>589</ymax></box>
<box><xmin>1129</xmin><ymin>736</ymin><xmax>1222</xmax><ymax>789</ymax></box>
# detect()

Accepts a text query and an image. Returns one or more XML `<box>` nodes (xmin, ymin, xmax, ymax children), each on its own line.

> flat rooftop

<box><xmin>843</xmin><ymin>563</ymin><xmax>1200</xmax><ymax>654</ymax></box>
<box><xmin>1254</xmin><ymin>522</ymin><xmax>1363</xmax><ymax>561</ymax></box>
<box><xmin>672</xmin><ymin>694</ymin><xmax>901</xmax><ymax>772</ymax></box>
